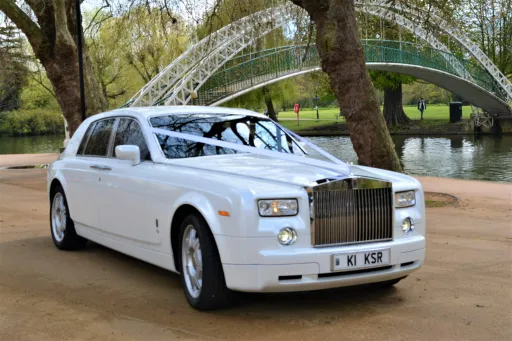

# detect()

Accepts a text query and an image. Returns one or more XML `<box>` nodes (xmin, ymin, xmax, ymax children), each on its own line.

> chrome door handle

<box><xmin>90</xmin><ymin>164</ymin><xmax>112</xmax><ymax>171</ymax></box>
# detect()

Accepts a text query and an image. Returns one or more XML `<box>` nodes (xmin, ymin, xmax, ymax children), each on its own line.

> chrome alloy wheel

<box><xmin>51</xmin><ymin>193</ymin><xmax>67</xmax><ymax>242</ymax></box>
<box><xmin>182</xmin><ymin>224</ymin><xmax>203</xmax><ymax>298</ymax></box>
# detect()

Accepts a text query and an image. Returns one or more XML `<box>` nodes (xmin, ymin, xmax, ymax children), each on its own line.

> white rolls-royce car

<box><xmin>47</xmin><ymin>106</ymin><xmax>425</xmax><ymax>310</ymax></box>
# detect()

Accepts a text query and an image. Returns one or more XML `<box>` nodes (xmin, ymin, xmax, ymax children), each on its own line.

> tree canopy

<box><xmin>0</xmin><ymin>26</ymin><xmax>29</xmax><ymax>112</ymax></box>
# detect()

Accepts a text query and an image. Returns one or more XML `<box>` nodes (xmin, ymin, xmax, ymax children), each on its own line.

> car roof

<box><xmin>98</xmin><ymin>106</ymin><xmax>266</xmax><ymax>120</ymax></box>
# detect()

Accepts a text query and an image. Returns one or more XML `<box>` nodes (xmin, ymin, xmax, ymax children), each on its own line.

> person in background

<box><xmin>418</xmin><ymin>97</ymin><xmax>427</xmax><ymax>119</ymax></box>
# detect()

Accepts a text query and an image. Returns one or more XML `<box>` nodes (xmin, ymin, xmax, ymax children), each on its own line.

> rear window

<box><xmin>150</xmin><ymin>114</ymin><xmax>304</xmax><ymax>159</ymax></box>
<box><xmin>77</xmin><ymin>122</ymin><xmax>95</xmax><ymax>155</ymax></box>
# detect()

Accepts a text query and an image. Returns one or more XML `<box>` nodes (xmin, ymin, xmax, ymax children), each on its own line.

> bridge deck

<box><xmin>194</xmin><ymin>42</ymin><xmax>511</xmax><ymax>116</ymax></box>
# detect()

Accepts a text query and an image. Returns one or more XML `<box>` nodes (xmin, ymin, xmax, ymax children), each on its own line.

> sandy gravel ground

<box><xmin>0</xmin><ymin>157</ymin><xmax>511</xmax><ymax>340</ymax></box>
<box><xmin>0</xmin><ymin>153</ymin><xmax>58</xmax><ymax>168</ymax></box>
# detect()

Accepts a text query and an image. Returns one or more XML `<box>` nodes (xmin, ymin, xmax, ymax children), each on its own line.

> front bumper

<box><xmin>216</xmin><ymin>234</ymin><xmax>425</xmax><ymax>292</ymax></box>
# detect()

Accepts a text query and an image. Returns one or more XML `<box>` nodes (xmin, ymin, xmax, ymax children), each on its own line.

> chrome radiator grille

<box><xmin>311</xmin><ymin>178</ymin><xmax>393</xmax><ymax>247</ymax></box>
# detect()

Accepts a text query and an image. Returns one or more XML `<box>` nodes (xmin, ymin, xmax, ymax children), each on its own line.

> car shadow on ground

<box><xmin>2</xmin><ymin>235</ymin><xmax>404</xmax><ymax>319</ymax></box>
<box><xmin>83</xmin><ymin>241</ymin><xmax>403</xmax><ymax>311</ymax></box>
<box><xmin>113</xmin><ymin>241</ymin><xmax>401</xmax><ymax>312</ymax></box>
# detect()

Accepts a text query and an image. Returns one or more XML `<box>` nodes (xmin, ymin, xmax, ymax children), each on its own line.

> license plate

<box><xmin>332</xmin><ymin>249</ymin><xmax>390</xmax><ymax>271</ymax></box>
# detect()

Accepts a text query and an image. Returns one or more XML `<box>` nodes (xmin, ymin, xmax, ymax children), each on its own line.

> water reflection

<box><xmin>308</xmin><ymin>135</ymin><xmax>512</xmax><ymax>183</ymax></box>
<box><xmin>0</xmin><ymin>134</ymin><xmax>64</xmax><ymax>155</ymax></box>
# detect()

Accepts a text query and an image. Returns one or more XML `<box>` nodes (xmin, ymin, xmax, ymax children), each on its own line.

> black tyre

<box><xmin>50</xmin><ymin>185</ymin><xmax>87</xmax><ymax>250</ymax></box>
<box><xmin>179</xmin><ymin>213</ymin><xmax>233</xmax><ymax>310</ymax></box>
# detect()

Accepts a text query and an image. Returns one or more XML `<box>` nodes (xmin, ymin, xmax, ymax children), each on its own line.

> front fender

<box><xmin>170</xmin><ymin>190</ymin><xmax>232</xmax><ymax>237</ymax></box>
<box><xmin>170</xmin><ymin>191</ymin><xmax>235</xmax><ymax>264</ymax></box>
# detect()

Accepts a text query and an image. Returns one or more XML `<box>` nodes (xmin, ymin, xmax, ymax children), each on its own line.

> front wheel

<box><xmin>50</xmin><ymin>185</ymin><xmax>87</xmax><ymax>250</ymax></box>
<box><xmin>179</xmin><ymin>213</ymin><xmax>233</xmax><ymax>310</ymax></box>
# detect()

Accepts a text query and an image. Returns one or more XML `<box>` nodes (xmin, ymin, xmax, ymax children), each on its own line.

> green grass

<box><xmin>278</xmin><ymin>107</ymin><xmax>342</xmax><ymax>120</ymax></box>
<box><xmin>425</xmin><ymin>200</ymin><xmax>448</xmax><ymax>208</ymax></box>
<box><xmin>280</xmin><ymin>119</ymin><xmax>338</xmax><ymax>131</ymax></box>
<box><xmin>277</xmin><ymin>105</ymin><xmax>472</xmax><ymax>131</ymax></box>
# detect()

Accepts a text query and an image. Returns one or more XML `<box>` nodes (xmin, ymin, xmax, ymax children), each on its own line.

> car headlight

<box><xmin>258</xmin><ymin>199</ymin><xmax>298</xmax><ymax>217</ymax></box>
<box><xmin>278</xmin><ymin>227</ymin><xmax>297</xmax><ymax>245</ymax></box>
<box><xmin>402</xmin><ymin>217</ymin><xmax>415</xmax><ymax>234</ymax></box>
<box><xmin>395</xmin><ymin>190</ymin><xmax>416</xmax><ymax>208</ymax></box>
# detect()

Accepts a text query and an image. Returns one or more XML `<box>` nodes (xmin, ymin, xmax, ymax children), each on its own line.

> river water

<box><xmin>309</xmin><ymin>135</ymin><xmax>512</xmax><ymax>183</ymax></box>
<box><xmin>1</xmin><ymin>134</ymin><xmax>511</xmax><ymax>183</ymax></box>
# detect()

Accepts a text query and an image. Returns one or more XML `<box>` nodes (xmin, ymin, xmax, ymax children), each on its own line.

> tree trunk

<box><xmin>41</xmin><ymin>47</ymin><xmax>107</xmax><ymax>135</ymax></box>
<box><xmin>262</xmin><ymin>86</ymin><xmax>278</xmax><ymax>121</ymax></box>
<box><xmin>36</xmin><ymin>7</ymin><xmax>107</xmax><ymax>136</ymax></box>
<box><xmin>291</xmin><ymin>0</ymin><xmax>401</xmax><ymax>171</ymax></box>
<box><xmin>383</xmin><ymin>82</ymin><xmax>410</xmax><ymax>127</ymax></box>
<box><xmin>0</xmin><ymin>0</ymin><xmax>108</xmax><ymax>137</ymax></box>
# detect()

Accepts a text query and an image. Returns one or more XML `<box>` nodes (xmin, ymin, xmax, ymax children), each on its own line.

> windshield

<box><xmin>150</xmin><ymin>113</ymin><xmax>305</xmax><ymax>159</ymax></box>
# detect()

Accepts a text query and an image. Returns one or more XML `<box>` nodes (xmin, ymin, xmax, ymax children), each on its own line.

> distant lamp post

<box><xmin>314</xmin><ymin>91</ymin><xmax>320</xmax><ymax>120</ymax></box>
<box><xmin>190</xmin><ymin>90</ymin><xmax>198</xmax><ymax>105</ymax></box>
<box><xmin>75</xmin><ymin>0</ymin><xmax>86</xmax><ymax>122</ymax></box>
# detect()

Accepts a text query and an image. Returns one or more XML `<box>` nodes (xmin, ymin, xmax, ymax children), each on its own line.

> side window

<box><xmin>113</xmin><ymin>118</ymin><xmax>151</xmax><ymax>161</ymax></box>
<box><xmin>77</xmin><ymin>122</ymin><xmax>96</xmax><ymax>155</ymax></box>
<box><xmin>83</xmin><ymin>119</ymin><xmax>115</xmax><ymax>157</ymax></box>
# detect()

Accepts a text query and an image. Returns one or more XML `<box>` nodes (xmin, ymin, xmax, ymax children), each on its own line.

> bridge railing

<box><xmin>363</xmin><ymin>45</ymin><xmax>503</xmax><ymax>97</ymax></box>
<box><xmin>195</xmin><ymin>42</ymin><xmax>506</xmax><ymax>106</ymax></box>
<box><xmin>197</xmin><ymin>46</ymin><xmax>319</xmax><ymax>105</ymax></box>
<box><xmin>221</xmin><ymin>46</ymin><xmax>295</xmax><ymax>70</ymax></box>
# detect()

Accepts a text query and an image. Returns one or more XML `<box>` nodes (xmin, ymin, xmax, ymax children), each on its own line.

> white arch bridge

<box><xmin>123</xmin><ymin>1</ymin><xmax>512</xmax><ymax>118</ymax></box>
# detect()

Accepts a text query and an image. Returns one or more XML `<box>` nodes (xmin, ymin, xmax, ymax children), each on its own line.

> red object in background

<box><xmin>294</xmin><ymin>103</ymin><xmax>300</xmax><ymax>125</ymax></box>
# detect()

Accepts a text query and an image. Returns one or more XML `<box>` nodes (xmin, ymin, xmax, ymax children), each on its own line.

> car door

<box><xmin>98</xmin><ymin>117</ymin><xmax>162</xmax><ymax>247</ymax></box>
<box><xmin>64</xmin><ymin>118</ymin><xmax>116</xmax><ymax>230</ymax></box>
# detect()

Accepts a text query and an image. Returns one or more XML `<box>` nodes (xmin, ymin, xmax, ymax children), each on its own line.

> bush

<box><xmin>0</xmin><ymin>109</ymin><xmax>64</xmax><ymax>136</ymax></box>
<box><xmin>20</xmin><ymin>78</ymin><xmax>59</xmax><ymax>110</ymax></box>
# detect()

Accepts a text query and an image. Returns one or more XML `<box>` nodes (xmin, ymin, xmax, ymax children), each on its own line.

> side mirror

<box><xmin>115</xmin><ymin>145</ymin><xmax>140</xmax><ymax>166</ymax></box>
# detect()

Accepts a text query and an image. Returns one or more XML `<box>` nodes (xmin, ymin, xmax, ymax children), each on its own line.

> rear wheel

<box><xmin>50</xmin><ymin>186</ymin><xmax>87</xmax><ymax>250</ymax></box>
<box><xmin>179</xmin><ymin>213</ymin><xmax>233</xmax><ymax>310</ymax></box>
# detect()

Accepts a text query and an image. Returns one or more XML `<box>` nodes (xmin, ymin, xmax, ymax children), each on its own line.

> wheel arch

<box><xmin>169</xmin><ymin>194</ymin><xmax>226</xmax><ymax>272</ymax></box>
<box><xmin>170</xmin><ymin>204</ymin><xmax>200</xmax><ymax>271</ymax></box>
<box><xmin>48</xmin><ymin>173</ymin><xmax>72</xmax><ymax>219</ymax></box>
<box><xmin>49</xmin><ymin>178</ymin><xmax>63</xmax><ymax>201</ymax></box>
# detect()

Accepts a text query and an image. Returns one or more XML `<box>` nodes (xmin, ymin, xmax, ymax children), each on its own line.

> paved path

<box><xmin>0</xmin><ymin>153</ymin><xmax>59</xmax><ymax>167</ymax></box>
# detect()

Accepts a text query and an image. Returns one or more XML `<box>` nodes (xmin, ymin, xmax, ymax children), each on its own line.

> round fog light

<box><xmin>402</xmin><ymin>217</ymin><xmax>414</xmax><ymax>234</ymax></box>
<box><xmin>278</xmin><ymin>227</ymin><xmax>297</xmax><ymax>245</ymax></box>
